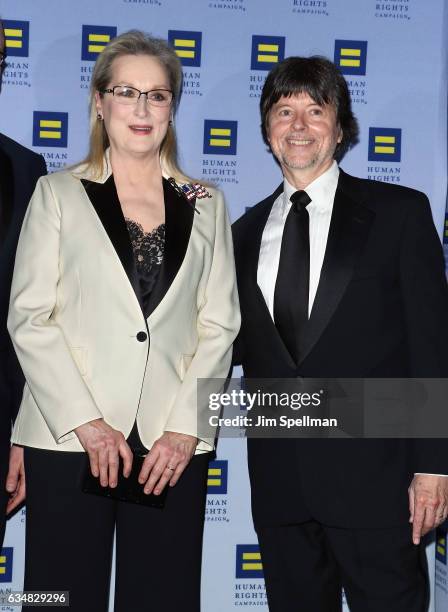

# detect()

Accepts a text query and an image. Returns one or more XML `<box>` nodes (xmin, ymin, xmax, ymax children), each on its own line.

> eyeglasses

<box><xmin>100</xmin><ymin>86</ymin><xmax>173</xmax><ymax>107</ymax></box>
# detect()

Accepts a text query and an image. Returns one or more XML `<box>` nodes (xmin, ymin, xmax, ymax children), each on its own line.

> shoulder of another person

<box><xmin>339</xmin><ymin>169</ymin><xmax>429</xmax><ymax>211</ymax></box>
<box><xmin>0</xmin><ymin>132</ymin><xmax>43</xmax><ymax>166</ymax></box>
<box><xmin>232</xmin><ymin>187</ymin><xmax>279</xmax><ymax>235</ymax></box>
<box><xmin>37</xmin><ymin>165</ymin><xmax>83</xmax><ymax>196</ymax></box>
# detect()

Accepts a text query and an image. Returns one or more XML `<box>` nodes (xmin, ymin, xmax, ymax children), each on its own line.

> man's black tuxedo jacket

<box><xmin>233</xmin><ymin>169</ymin><xmax>448</xmax><ymax>529</ymax></box>
<box><xmin>0</xmin><ymin>133</ymin><xmax>46</xmax><ymax>444</ymax></box>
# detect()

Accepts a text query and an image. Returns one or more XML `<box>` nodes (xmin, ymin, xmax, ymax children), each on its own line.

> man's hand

<box><xmin>6</xmin><ymin>445</ymin><xmax>25</xmax><ymax>514</ymax></box>
<box><xmin>408</xmin><ymin>474</ymin><xmax>448</xmax><ymax>544</ymax></box>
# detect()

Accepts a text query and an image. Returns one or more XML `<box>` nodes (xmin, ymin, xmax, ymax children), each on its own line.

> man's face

<box><xmin>266</xmin><ymin>91</ymin><xmax>342</xmax><ymax>183</ymax></box>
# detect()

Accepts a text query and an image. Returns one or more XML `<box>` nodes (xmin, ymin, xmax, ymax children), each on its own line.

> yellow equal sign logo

<box><xmin>368</xmin><ymin>128</ymin><xmax>401</xmax><ymax>162</ymax></box>
<box><xmin>236</xmin><ymin>544</ymin><xmax>263</xmax><ymax>578</ymax></box>
<box><xmin>174</xmin><ymin>37</ymin><xmax>196</xmax><ymax>59</ymax></box>
<box><xmin>207</xmin><ymin>459</ymin><xmax>228</xmax><ymax>493</ymax></box>
<box><xmin>374</xmin><ymin>134</ymin><xmax>396</xmax><ymax>155</ymax></box>
<box><xmin>334</xmin><ymin>40</ymin><xmax>367</xmax><ymax>76</ymax></box>
<box><xmin>436</xmin><ymin>530</ymin><xmax>447</xmax><ymax>564</ymax></box>
<box><xmin>88</xmin><ymin>33</ymin><xmax>111</xmax><ymax>54</ymax></box>
<box><xmin>4</xmin><ymin>27</ymin><xmax>23</xmax><ymax>49</ymax></box>
<box><xmin>257</xmin><ymin>42</ymin><xmax>279</xmax><ymax>64</ymax></box>
<box><xmin>339</xmin><ymin>47</ymin><xmax>361</xmax><ymax>68</ymax></box>
<box><xmin>204</xmin><ymin>120</ymin><xmax>237</xmax><ymax>155</ymax></box>
<box><xmin>33</xmin><ymin>112</ymin><xmax>68</xmax><ymax>147</ymax></box>
<box><xmin>3</xmin><ymin>20</ymin><xmax>29</xmax><ymax>56</ymax></box>
<box><xmin>209</xmin><ymin>127</ymin><xmax>231</xmax><ymax>148</ymax></box>
<box><xmin>207</xmin><ymin>466</ymin><xmax>222</xmax><ymax>487</ymax></box>
<box><xmin>444</xmin><ymin>217</ymin><xmax>448</xmax><ymax>240</ymax></box>
<box><xmin>168</xmin><ymin>31</ymin><xmax>202</xmax><ymax>67</ymax></box>
<box><xmin>242</xmin><ymin>550</ymin><xmax>262</xmax><ymax>571</ymax></box>
<box><xmin>251</xmin><ymin>36</ymin><xmax>285</xmax><ymax>70</ymax></box>
<box><xmin>82</xmin><ymin>26</ymin><xmax>117</xmax><ymax>61</ymax></box>
<box><xmin>0</xmin><ymin>547</ymin><xmax>13</xmax><ymax>581</ymax></box>
<box><xmin>39</xmin><ymin>119</ymin><xmax>62</xmax><ymax>140</ymax></box>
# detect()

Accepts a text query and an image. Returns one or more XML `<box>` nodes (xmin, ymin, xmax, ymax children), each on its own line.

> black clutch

<box><xmin>81</xmin><ymin>454</ymin><xmax>168</xmax><ymax>508</ymax></box>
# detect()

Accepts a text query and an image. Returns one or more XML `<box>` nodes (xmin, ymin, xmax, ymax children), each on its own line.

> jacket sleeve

<box><xmin>10</xmin><ymin>152</ymin><xmax>47</xmax><ymax>424</ymax></box>
<box><xmin>7</xmin><ymin>176</ymin><xmax>103</xmax><ymax>443</ymax></box>
<box><xmin>398</xmin><ymin>192</ymin><xmax>448</xmax><ymax>473</ymax></box>
<box><xmin>163</xmin><ymin>191</ymin><xmax>241</xmax><ymax>450</ymax></box>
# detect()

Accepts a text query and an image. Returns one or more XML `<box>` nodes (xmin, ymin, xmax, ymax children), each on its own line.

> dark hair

<box><xmin>260</xmin><ymin>56</ymin><xmax>359</xmax><ymax>161</ymax></box>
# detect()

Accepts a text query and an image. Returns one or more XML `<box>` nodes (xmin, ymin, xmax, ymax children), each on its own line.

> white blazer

<box><xmin>7</xmin><ymin>156</ymin><xmax>240</xmax><ymax>453</ymax></box>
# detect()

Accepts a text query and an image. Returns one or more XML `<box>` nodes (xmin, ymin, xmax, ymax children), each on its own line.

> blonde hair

<box><xmin>82</xmin><ymin>30</ymin><xmax>192</xmax><ymax>182</ymax></box>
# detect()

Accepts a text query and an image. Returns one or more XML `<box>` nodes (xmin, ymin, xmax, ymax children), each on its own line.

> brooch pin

<box><xmin>168</xmin><ymin>178</ymin><xmax>212</xmax><ymax>215</ymax></box>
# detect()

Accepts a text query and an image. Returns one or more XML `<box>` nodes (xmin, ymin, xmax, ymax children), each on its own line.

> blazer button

<box><xmin>136</xmin><ymin>331</ymin><xmax>147</xmax><ymax>342</ymax></box>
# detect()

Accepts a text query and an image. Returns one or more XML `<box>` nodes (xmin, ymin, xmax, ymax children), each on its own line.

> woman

<box><xmin>7</xmin><ymin>30</ymin><xmax>239</xmax><ymax>611</ymax></box>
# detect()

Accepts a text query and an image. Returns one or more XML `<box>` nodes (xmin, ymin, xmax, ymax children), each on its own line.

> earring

<box><xmin>97</xmin><ymin>113</ymin><xmax>103</xmax><ymax>121</ymax></box>
<box><xmin>168</xmin><ymin>120</ymin><xmax>173</xmax><ymax>126</ymax></box>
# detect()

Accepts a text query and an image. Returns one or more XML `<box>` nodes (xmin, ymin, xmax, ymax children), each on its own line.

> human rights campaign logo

<box><xmin>207</xmin><ymin>460</ymin><xmax>228</xmax><ymax>494</ymax></box>
<box><xmin>0</xmin><ymin>547</ymin><xmax>13</xmax><ymax>582</ymax></box>
<box><xmin>236</xmin><ymin>545</ymin><xmax>263</xmax><ymax>579</ymax></box>
<box><xmin>81</xmin><ymin>25</ymin><xmax>117</xmax><ymax>61</ymax></box>
<box><xmin>203</xmin><ymin>120</ymin><xmax>237</xmax><ymax>155</ymax></box>
<box><xmin>168</xmin><ymin>30</ymin><xmax>202</xmax><ymax>67</ymax></box>
<box><xmin>251</xmin><ymin>35</ymin><xmax>285</xmax><ymax>71</ymax></box>
<box><xmin>334</xmin><ymin>40</ymin><xmax>367</xmax><ymax>76</ymax></box>
<box><xmin>33</xmin><ymin>112</ymin><xmax>68</xmax><ymax>148</ymax></box>
<box><xmin>368</xmin><ymin>128</ymin><xmax>401</xmax><ymax>162</ymax></box>
<box><xmin>3</xmin><ymin>20</ymin><xmax>29</xmax><ymax>58</ymax></box>
<box><xmin>436</xmin><ymin>528</ymin><xmax>447</xmax><ymax>565</ymax></box>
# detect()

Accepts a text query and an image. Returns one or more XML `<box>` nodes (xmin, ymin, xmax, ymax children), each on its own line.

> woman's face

<box><xmin>96</xmin><ymin>54</ymin><xmax>172</xmax><ymax>160</ymax></box>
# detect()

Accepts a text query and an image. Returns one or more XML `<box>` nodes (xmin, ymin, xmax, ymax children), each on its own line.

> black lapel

<box><xmin>240</xmin><ymin>184</ymin><xmax>297</xmax><ymax>367</ymax></box>
<box><xmin>0</xmin><ymin>144</ymin><xmax>14</xmax><ymax>245</ymax></box>
<box><xmin>144</xmin><ymin>177</ymin><xmax>194</xmax><ymax>317</ymax></box>
<box><xmin>297</xmin><ymin>171</ymin><xmax>375</xmax><ymax>366</ymax></box>
<box><xmin>81</xmin><ymin>176</ymin><xmax>142</xmax><ymax>309</ymax></box>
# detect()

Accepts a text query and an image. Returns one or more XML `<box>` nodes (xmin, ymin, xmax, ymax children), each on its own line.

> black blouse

<box><xmin>125</xmin><ymin>218</ymin><xmax>165</xmax><ymax>315</ymax></box>
<box><xmin>125</xmin><ymin>218</ymin><xmax>165</xmax><ymax>454</ymax></box>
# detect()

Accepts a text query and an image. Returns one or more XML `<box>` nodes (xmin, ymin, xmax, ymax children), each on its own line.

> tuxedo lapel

<box><xmin>81</xmin><ymin>176</ymin><xmax>142</xmax><ymax>309</ymax></box>
<box><xmin>0</xmin><ymin>144</ymin><xmax>14</xmax><ymax>246</ymax></box>
<box><xmin>145</xmin><ymin>177</ymin><xmax>194</xmax><ymax>318</ymax></box>
<box><xmin>297</xmin><ymin>171</ymin><xmax>375</xmax><ymax>366</ymax></box>
<box><xmin>241</xmin><ymin>184</ymin><xmax>297</xmax><ymax>367</ymax></box>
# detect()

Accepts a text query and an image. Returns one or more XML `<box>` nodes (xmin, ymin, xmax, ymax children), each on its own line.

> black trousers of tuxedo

<box><xmin>257</xmin><ymin>520</ymin><xmax>429</xmax><ymax>612</ymax></box>
<box><xmin>22</xmin><ymin>447</ymin><xmax>210</xmax><ymax>612</ymax></box>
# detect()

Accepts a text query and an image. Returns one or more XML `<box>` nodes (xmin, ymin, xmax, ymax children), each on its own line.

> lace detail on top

<box><xmin>125</xmin><ymin>218</ymin><xmax>165</xmax><ymax>274</ymax></box>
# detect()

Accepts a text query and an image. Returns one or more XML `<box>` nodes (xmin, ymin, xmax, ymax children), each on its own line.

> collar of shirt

<box><xmin>280</xmin><ymin>160</ymin><xmax>340</xmax><ymax>220</ymax></box>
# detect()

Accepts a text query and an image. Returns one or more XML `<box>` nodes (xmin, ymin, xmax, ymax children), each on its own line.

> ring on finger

<box><xmin>166</xmin><ymin>465</ymin><xmax>175</xmax><ymax>471</ymax></box>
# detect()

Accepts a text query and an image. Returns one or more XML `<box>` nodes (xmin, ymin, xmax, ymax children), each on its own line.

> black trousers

<box><xmin>257</xmin><ymin>520</ymin><xmax>429</xmax><ymax>612</ymax></box>
<box><xmin>0</xmin><ymin>439</ymin><xmax>9</xmax><ymax>547</ymax></box>
<box><xmin>23</xmin><ymin>447</ymin><xmax>210</xmax><ymax>612</ymax></box>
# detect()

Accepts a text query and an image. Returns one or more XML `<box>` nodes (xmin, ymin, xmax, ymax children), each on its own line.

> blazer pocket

<box><xmin>179</xmin><ymin>353</ymin><xmax>195</xmax><ymax>380</ymax></box>
<box><xmin>69</xmin><ymin>346</ymin><xmax>88</xmax><ymax>376</ymax></box>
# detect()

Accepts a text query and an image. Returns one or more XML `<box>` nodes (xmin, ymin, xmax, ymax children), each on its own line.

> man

<box><xmin>0</xmin><ymin>22</ymin><xmax>46</xmax><ymax>546</ymax></box>
<box><xmin>233</xmin><ymin>56</ymin><xmax>448</xmax><ymax>611</ymax></box>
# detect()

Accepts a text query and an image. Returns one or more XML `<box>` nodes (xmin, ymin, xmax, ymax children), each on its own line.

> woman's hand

<box><xmin>138</xmin><ymin>431</ymin><xmax>197</xmax><ymax>495</ymax></box>
<box><xmin>75</xmin><ymin>418</ymin><xmax>133</xmax><ymax>488</ymax></box>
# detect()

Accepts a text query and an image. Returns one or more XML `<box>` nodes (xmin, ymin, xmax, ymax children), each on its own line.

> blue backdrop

<box><xmin>2</xmin><ymin>1</ymin><xmax>448</xmax><ymax>610</ymax></box>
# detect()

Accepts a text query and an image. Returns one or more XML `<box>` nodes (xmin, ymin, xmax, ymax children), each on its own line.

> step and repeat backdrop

<box><xmin>1</xmin><ymin>1</ymin><xmax>448</xmax><ymax>610</ymax></box>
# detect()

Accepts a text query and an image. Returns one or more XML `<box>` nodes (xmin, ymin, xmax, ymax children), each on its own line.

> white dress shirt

<box><xmin>256</xmin><ymin>161</ymin><xmax>446</xmax><ymax>479</ymax></box>
<box><xmin>257</xmin><ymin>160</ymin><xmax>339</xmax><ymax>318</ymax></box>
